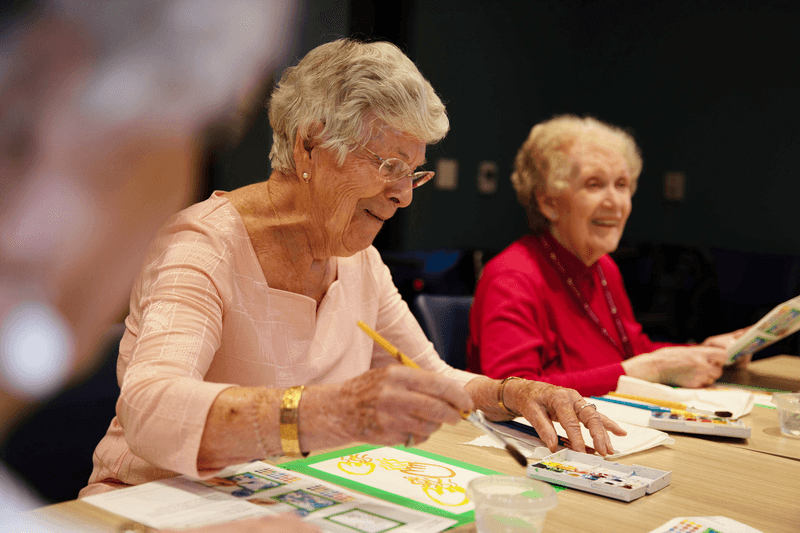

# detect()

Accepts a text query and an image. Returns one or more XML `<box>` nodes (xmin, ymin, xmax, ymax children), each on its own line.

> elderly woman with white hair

<box><xmin>468</xmin><ymin>115</ymin><xmax>747</xmax><ymax>398</ymax></box>
<box><xmin>81</xmin><ymin>41</ymin><xmax>624</xmax><ymax>497</ymax></box>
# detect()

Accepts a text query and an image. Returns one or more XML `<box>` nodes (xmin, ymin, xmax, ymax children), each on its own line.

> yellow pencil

<box><xmin>607</xmin><ymin>392</ymin><xmax>687</xmax><ymax>410</ymax></box>
<box><xmin>357</xmin><ymin>321</ymin><xmax>419</xmax><ymax>369</ymax></box>
<box><xmin>356</xmin><ymin>320</ymin><xmax>528</xmax><ymax>467</ymax></box>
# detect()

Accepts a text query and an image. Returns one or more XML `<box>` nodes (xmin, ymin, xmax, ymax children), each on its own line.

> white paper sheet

<box><xmin>83</xmin><ymin>461</ymin><xmax>456</xmax><ymax>532</ymax></box>
<box><xmin>616</xmin><ymin>375</ymin><xmax>755</xmax><ymax>419</ymax></box>
<box><xmin>473</xmin><ymin>415</ymin><xmax>674</xmax><ymax>460</ymax></box>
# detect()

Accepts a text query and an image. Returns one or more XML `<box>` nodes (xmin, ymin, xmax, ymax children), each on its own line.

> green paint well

<box><xmin>520</xmin><ymin>489</ymin><xmax>543</xmax><ymax>499</ymax></box>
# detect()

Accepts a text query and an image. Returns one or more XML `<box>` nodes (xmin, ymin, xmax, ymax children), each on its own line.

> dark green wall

<box><xmin>216</xmin><ymin>0</ymin><xmax>800</xmax><ymax>257</ymax></box>
<box><xmin>403</xmin><ymin>0</ymin><xmax>800</xmax><ymax>256</ymax></box>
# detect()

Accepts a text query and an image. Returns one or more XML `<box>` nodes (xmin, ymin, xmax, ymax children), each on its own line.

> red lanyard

<box><xmin>537</xmin><ymin>234</ymin><xmax>635</xmax><ymax>359</ymax></box>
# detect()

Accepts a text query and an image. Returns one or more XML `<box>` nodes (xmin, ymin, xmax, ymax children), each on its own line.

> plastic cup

<box><xmin>467</xmin><ymin>475</ymin><xmax>557</xmax><ymax>533</ymax></box>
<box><xmin>773</xmin><ymin>392</ymin><xmax>800</xmax><ymax>436</ymax></box>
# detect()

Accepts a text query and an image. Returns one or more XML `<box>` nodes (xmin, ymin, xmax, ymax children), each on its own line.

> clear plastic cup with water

<box><xmin>773</xmin><ymin>392</ymin><xmax>800</xmax><ymax>436</ymax></box>
<box><xmin>467</xmin><ymin>475</ymin><xmax>558</xmax><ymax>533</ymax></box>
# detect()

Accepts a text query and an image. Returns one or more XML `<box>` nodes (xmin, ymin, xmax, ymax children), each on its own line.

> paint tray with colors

<box><xmin>526</xmin><ymin>449</ymin><xmax>671</xmax><ymax>502</ymax></box>
<box><xmin>648</xmin><ymin>411</ymin><xmax>751</xmax><ymax>438</ymax></box>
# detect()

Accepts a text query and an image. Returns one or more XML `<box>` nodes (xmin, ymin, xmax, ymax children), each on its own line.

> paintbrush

<box><xmin>607</xmin><ymin>392</ymin><xmax>733</xmax><ymax>418</ymax></box>
<box><xmin>356</xmin><ymin>321</ymin><xmax>528</xmax><ymax>467</ymax></box>
<box><xmin>494</xmin><ymin>420</ymin><xmax>597</xmax><ymax>455</ymax></box>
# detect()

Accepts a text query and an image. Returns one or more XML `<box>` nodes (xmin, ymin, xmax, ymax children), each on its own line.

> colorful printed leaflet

<box><xmin>83</xmin><ymin>461</ymin><xmax>457</xmax><ymax>532</ymax></box>
<box><xmin>726</xmin><ymin>295</ymin><xmax>800</xmax><ymax>364</ymax></box>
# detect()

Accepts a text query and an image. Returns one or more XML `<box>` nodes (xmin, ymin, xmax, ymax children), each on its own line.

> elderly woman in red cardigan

<box><xmin>467</xmin><ymin>115</ymin><xmax>747</xmax><ymax>397</ymax></box>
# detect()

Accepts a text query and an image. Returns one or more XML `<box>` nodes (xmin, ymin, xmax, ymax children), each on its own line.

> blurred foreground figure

<box><xmin>0</xmin><ymin>0</ymin><xmax>319</xmax><ymax>531</ymax></box>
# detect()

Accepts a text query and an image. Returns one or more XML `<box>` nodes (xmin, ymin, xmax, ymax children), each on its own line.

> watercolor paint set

<box><xmin>526</xmin><ymin>449</ymin><xmax>671</xmax><ymax>502</ymax></box>
<box><xmin>648</xmin><ymin>411</ymin><xmax>751</xmax><ymax>438</ymax></box>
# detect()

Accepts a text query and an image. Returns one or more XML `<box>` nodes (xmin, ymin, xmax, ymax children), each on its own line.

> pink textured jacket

<box><xmin>81</xmin><ymin>192</ymin><xmax>472</xmax><ymax>496</ymax></box>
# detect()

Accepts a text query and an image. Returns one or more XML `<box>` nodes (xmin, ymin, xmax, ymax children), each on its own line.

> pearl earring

<box><xmin>302</xmin><ymin>172</ymin><xmax>310</xmax><ymax>183</ymax></box>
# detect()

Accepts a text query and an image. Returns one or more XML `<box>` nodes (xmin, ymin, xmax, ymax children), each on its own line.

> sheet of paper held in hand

<box><xmin>726</xmin><ymin>294</ymin><xmax>800</xmax><ymax>364</ymax></box>
<box><xmin>82</xmin><ymin>461</ymin><xmax>456</xmax><ymax>532</ymax></box>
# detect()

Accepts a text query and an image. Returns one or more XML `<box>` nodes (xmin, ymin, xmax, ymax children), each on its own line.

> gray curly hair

<box><xmin>268</xmin><ymin>39</ymin><xmax>449</xmax><ymax>174</ymax></box>
<box><xmin>511</xmin><ymin>115</ymin><xmax>642</xmax><ymax>233</ymax></box>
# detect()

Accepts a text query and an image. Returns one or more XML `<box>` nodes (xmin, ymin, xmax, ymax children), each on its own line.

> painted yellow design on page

<box><xmin>336</xmin><ymin>453</ymin><xmax>470</xmax><ymax>507</ymax></box>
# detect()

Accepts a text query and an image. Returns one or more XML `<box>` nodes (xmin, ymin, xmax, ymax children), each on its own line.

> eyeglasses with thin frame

<box><xmin>360</xmin><ymin>145</ymin><xmax>434</xmax><ymax>189</ymax></box>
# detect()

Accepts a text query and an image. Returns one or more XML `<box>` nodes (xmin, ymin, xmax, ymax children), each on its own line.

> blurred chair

<box><xmin>412</xmin><ymin>294</ymin><xmax>473</xmax><ymax>370</ymax></box>
<box><xmin>612</xmin><ymin>242</ymin><xmax>721</xmax><ymax>343</ymax></box>
<box><xmin>381</xmin><ymin>249</ymin><xmax>479</xmax><ymax>305</ymax></box>
<box><xmin>0</xmin><ymin>323</ymin><xmax>125</xmax><ymax>502</ymax></box>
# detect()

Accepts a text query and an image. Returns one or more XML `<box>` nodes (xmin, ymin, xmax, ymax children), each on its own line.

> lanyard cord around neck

<box><xmin>537</xmin><ymin>234</ymin><xmax>635</xmax><ymax>359</ymax></box>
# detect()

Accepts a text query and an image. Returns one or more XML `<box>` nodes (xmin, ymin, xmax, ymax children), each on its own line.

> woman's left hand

<box><xmin>702</xmin><ymin>326</ymin><xmax>752</xmax><ymax>367</ymax></box>
<box><xmin>469</xmin><ymin>377</ymin><xmax>626</xmax><ymax>456</ymax></box>
<box><xmin>701</xmin><ymin>327</ymin><xmax>749</xmax><ymax>350</ymax></box>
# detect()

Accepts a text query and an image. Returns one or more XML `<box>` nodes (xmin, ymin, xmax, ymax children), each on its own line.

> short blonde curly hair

<box><xmin>268</xmin><ymin>39</ymin><xmax>449</xmax><ymax>174</ymax></box>
<box><xmin>511</xmin><ymin>115</ymin><xmax>642</xmax><ymax>233</ymax></box>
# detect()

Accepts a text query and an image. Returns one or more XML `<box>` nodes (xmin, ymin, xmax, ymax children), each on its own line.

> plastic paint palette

<box><xmin>527</xmin><ymin>449</ymin><xmax>671</xmax><ymax>502</ymax></box>
<box><xmin>648</xmin><ymin>411</ymin><xmax>751</xmax><ymax>438</ymax></box>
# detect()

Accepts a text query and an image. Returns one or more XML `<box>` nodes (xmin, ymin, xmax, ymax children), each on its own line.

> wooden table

<box><xmin>31</xmin><ymin>356</ymin><xmax>800</xmax><ymax>533</ymax></box>
<box><xmin>718</xmin><ymin>355</ymin><xmax>800</xmax><ymax>460</ymax></box>
<box><xmin>720</xmin><ymin>355</ymin><xmax>800</xmax><ymax>393</ymax></box>
<box><xmin>420</xmin><ymin>419</ymin><xmax>800</xmax><ymax>533</ymax></box>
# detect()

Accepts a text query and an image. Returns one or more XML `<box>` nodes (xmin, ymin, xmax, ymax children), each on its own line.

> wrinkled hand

<box><xmin>163</xmin><ymin>513</ymin><xmax>320</xmax><ymax>532</ymax></box>
<box><xmin>330</xmin><ymin>365</ymin><xmax>474</xmax><ymax>447</ymax></box>
<box><xmin>622</xmin><ymin>346</ymin><xmax>729</xmax><ymax>388</ymax></box>
<box><xmin>701</xmin><ymin>327</ymin><xmax>749</xmax><ymax>350</ymax></box>
<box><xmin>485</xmin><ymin>378</ymin><xmax>626</xmax><ymax>457</ymax></box>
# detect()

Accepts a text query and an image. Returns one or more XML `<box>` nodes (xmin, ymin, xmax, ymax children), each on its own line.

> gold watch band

<box><xmin>280</xmin><ymin>385</ymin><xmax>306</xmax><ymax>457</ymax></box>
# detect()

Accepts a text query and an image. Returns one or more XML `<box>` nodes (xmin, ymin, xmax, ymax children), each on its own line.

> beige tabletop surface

<box><xmin>30</xmin><ymin>355</ymin><xmax>800</xmax><ymax>533</ymax></box>
<box><xmin>717</xmin><ymin>354</ymin><xmax>800</xmax><ymax>460</ymax></box>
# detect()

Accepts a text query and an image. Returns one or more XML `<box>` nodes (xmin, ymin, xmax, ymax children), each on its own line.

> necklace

<box><xmin>536</xmin><ymin>234</ymin><xmax>635</xmax><ymax>359</ymax></box>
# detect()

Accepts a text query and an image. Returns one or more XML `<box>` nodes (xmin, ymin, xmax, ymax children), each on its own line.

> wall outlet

<box><xmin>664</xmin><ymin>171</ymin><xmax>685</xmax><ymax>201</ymax></box>
<box><xmin>435</xmin><ymin>158</ymin><xmax>458</xmax><ymax>190</ymax></box>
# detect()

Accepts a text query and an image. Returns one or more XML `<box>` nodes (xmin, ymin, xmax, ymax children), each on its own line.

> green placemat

<box><xmin>281</xmin><ymin>444</ymin><xmax>561</xmax><ymax>528</ymax></box>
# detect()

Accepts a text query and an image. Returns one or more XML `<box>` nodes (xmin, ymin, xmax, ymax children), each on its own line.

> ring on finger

<box><xmin>405</xmin><ymin>433</ymin><xmax>415</xmax><ymax>448</ymax></box>
<box><xmin>577</xmin><ymin>402</ymin><xmax>596</xmax><ymax>415</ymax></box>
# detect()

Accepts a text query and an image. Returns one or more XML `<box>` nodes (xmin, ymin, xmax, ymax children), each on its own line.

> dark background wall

<box><xmin>405</xmin><ymin>0</ymin><xmax>800</xmax><ymax>256</ymax></box>
<box><xmin>215</xmin><ymin>0</ymin><xmax>800</xmax><ymax>258</ymax></box>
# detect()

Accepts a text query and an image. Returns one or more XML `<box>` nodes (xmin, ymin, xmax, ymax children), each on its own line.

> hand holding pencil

<box><xmin>297</xmin><ymin>322</ymin><xmax>474</xmax><ymax>454</ymax></box>
<box><xmin>357</xmin><ymin>321</ymin><xmax>627</xmax><ymax>458</ymax></box>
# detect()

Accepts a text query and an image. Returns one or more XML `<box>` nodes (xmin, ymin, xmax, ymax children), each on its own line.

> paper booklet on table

<box><xmin>82</xmin><ymin>457</ymin><xmax>459</xmax><ymax>533</ymax></box>
<box><xmin>726</xmin><ymin>294</ymin><xmax>800</xmax><ymax>364</ymax></box>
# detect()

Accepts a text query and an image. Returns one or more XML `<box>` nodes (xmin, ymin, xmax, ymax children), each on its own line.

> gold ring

<box><xmin>577</xmin><ymin>402</ymin><xmax>596</xmax><ymax>415</ymax></box>
<box><xmin>405</xmin><ymin>433</ymin><xmax>415</xmax><ymax>448</ymax></box>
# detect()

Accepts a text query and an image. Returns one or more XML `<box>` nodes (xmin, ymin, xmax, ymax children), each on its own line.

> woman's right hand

<box><xmin>303</xmin><ymin>366</ymin><xmax>474</xmax><ymax>449</ymax></box>
<box><xmin>621</xmin><ymin>346</ymin><xmax>728</xmax><ymax>388</ymax></box>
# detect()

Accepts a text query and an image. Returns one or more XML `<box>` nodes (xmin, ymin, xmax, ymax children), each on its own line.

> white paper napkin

<box><xmin>616</xmin><ymin>375</ymin><xmax>755</xmax><ymax>419</ymax></box>
<box><xmin>473</xmin><ymin>415</ymin><xmax>674</xmax><ymax>460</ymax></box>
